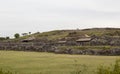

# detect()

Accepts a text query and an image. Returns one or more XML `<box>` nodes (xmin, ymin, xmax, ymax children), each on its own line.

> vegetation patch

<box><xmin>95</xmin><ymin>59</ymin><xmax>120</xmax><ymax>74</ymax></box>
<box><xmin>0</xmin><ymin>69</ymin><xmax>15</xmax><ymax>74</ymax></box>
<box><xmin>58</xmin><ymin>46</ymin><xmax>119</xmax><ymax>50</ymax></box>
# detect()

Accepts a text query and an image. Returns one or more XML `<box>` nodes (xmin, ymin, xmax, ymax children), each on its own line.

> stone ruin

<box><xmin>0</xmin><ymin>39</ymin><xmax>120</xmax><ymax>56</ymax></box>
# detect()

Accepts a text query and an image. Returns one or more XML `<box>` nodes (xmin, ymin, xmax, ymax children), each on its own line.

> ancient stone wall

<box><xmin>0</xmin><ymin>42</ymin><xmax>120</xmax><ymax>55</ymax></box>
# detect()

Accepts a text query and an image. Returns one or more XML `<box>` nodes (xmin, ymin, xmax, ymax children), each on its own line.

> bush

<box><xmin>0</xmin><ymin>69</ymin><xmax>14</xmax><ymax>74</ymax></box>
<box><xmin>14</xmin><ymin>33</ymin><xmax>20</xmax><ymax>39</ymax></box>
<box><xmin>70</xmin><ymin>59</ymin><xmax>120</xmax><ymax>74</ymax></box>
<box><xmin>95</xmin><ymin>59</ymin><xmax>120</xmax><ymax>74</ymax></box>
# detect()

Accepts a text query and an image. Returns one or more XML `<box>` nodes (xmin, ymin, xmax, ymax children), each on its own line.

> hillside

<box><xmin>17</xmin><ymin>28</ymin><xmax>120</xmax><ymax>41</ymax></box>
<box><xmin>0</xmin><ymin>28</ymin><xmax>120</xmax><ymax>55</ymax></box>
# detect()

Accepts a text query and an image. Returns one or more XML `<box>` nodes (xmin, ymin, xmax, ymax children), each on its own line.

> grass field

<box><xmin>0</xmin><ymin>50</ymin><xmax>119</xmax><ymax>74</ymax></box>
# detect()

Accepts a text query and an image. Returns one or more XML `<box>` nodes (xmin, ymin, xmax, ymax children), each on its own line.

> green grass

<box><xmin>58</xmin><ymin>46</ymin><xmax>120</xmax><ymax>50</ymax></box>
<box><xmin>96</xmin><ymin>59</ymin><xmax>120</xmax><ymax>74</ymax></box>
<box><xmin>0</xmin><ymin>51</ymin><xmax>119</xmax><ymax>74</ymax></box>
<box><xmin>0</xmin><ymin>69</ymin><xmax>14</xmax><ymax>74</ymax></box>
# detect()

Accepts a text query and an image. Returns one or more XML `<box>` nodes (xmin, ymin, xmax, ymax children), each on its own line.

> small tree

<box><xmin>29</xmin><ymin>32</ymin><xmax>31</xmax><ymax>35</ymax></box>
<box><xmin>14</xmin><ymin>33</ymin><xmax>20</xmax><ymax>39</ymax></box>
<box><xmin>6</xmin><ymin>36</ymin><xmax>10</xmax><ymax>39</ymax></box>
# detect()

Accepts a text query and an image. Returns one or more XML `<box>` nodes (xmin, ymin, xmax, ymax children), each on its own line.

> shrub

<box><xmin>14</xmin><ymin>33</ymin><xmax>20</xmax><ymax>39</ymax></box>
<box><xmin>70</xmin><ymin>59</ymin><xmax>120</xmax><ymax>74</ymax></box>
<box><xmin>0</xmin><ymin>69</ymin><xmax>14</xmax><ymax>74</ymax></box>
<box><xmin>95</xmin><ymin>59</ymin><xmax>120</xmax><ymax>74</ymax></box>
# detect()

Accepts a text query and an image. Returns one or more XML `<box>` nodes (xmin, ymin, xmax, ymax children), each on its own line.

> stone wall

<box><xmin>0</xmin><ymin>42</ymin><xmax>120</xmax><ymax>55</ymax></box>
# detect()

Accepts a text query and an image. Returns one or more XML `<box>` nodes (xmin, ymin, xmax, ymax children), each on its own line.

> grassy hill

<box><xmin>14</xmin><ymin>28</ymin><xmax>120</xmax><ymax>41</ymax></box>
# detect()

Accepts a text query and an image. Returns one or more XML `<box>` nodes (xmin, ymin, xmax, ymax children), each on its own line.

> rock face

<box><xmin>54</xmin><ymin>48</ymin><xmax>120</xmax><ymax>55</ymax></box>
<box><xmin>90</xmin><ymin>36</ymin><xmax>120</xmax><ymax>46</ymax></box>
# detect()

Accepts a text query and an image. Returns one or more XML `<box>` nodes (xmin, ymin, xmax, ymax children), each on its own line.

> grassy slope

<box><xmin>0</xmin><ymin>51</ymin><xmax>119</xmax><ymax>74</ymax></box>
<box><xmin>16</xmin><ymin>28</ymin><xmax>120</xmax><ymax>41</ymax></box>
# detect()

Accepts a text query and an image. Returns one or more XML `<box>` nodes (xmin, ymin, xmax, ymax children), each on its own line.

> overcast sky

<box><xmin>0</xmin><ymin>0</ymin><xmax>120</xmax><ymax>37</ymax></box>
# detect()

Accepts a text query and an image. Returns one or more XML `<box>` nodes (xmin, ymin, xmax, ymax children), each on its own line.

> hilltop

<box><xmin>15</xmin><ymin>27</ymin><xmax>120</xmax><ymax>41</ymax></box>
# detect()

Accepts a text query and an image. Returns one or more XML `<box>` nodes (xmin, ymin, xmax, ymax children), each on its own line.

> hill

<box><xmin>17</xmin><ymin>28</ymin><xmax>120</xmax><ymax>41</ymax></box>
<box><xmin>0</xmin><ymin>28</ymin><xmax>120</xmax><ymax>55</ymax></box>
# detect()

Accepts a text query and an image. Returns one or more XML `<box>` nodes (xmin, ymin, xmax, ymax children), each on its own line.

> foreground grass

<box><xmin>96</xmin><ymin>59</ymin><xmax>120</xmax><ymax>74</ymax></box>
<box><xmin>0</xmin><ymin>51</ymin><xmax>119</xmax><ymax>74</ymax></box>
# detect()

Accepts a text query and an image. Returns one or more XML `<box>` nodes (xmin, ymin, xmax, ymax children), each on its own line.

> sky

<box><xmin>0</xmin><ymin>0</ymin><xmax>120</xmax><ymax>37</ymax></box>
